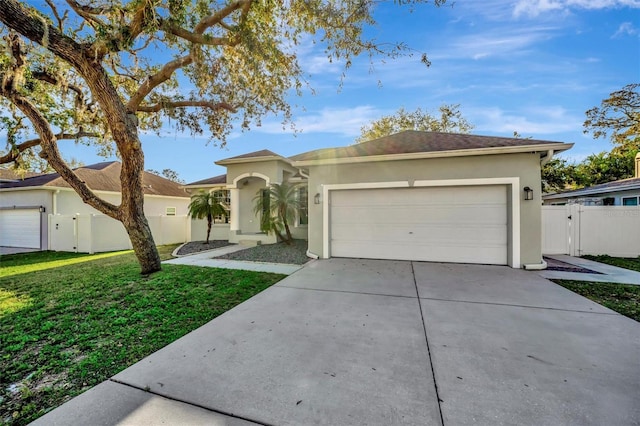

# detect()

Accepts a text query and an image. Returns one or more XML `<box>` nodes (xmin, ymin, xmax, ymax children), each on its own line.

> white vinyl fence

<box><xmin>48</xmin><ymin>214</ymin><xmax>190</xmax><ymax>253</ymax></box>
<box><xmin>542</xmin><ymin>205</ymin><xmax>640</xmax><ymax>257</ymax></box>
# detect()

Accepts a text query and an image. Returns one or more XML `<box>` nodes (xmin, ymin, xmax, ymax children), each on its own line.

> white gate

<box><xmin>49</xmin><ymin>215</ymin><xmax>78</xmax><ymax>252</ymax></box>
<box><xmin>541</xmin><ymin>206</ymin><xmax>570</xmax><ymax>255</ymax></box>
<box><xmin>542</xmin><ymin>205</ymin><xmax>640</xmax><ymax>257</ymax></box>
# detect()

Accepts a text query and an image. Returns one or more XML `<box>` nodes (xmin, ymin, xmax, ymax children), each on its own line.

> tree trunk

<box><xmin>206</xmin><ymin>214</ymin><xmax>212</xmax><ymax>244</ymax></box>
<box><xmin>121</xmin><ymin>210</ymin><xmax>161</xmax><ymax>274</ymax></box>
<box><xmin>281</xmin><ymin>205</ymin><xmax>293</xmax><ymax>244</ymax></box>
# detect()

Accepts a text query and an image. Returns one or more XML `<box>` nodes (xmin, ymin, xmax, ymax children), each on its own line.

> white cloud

<box><xmin>514</xmin><ymin>0</ymin><xmax>640</xmax><ymax>18</ymax></box>
<box><xmin>612</xmin><ymin>22</ymin><xmax>639</xmax><ymax>37</ymax></box>
<box><xmin>470</xmin><ymin>105</ymin><xmax>582</xmax><ymax>135</ymax></box>
<box><xmin>432</xmin><ymin>26</ymin><xmax>558</xmax><ymax>61</ymax></box>
<box><xmin>257</xmin><ymin>106</ymin><xmax>384</xmax><ymax>136</ymax></box>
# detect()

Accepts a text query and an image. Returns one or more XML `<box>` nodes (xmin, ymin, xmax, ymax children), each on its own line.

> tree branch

<box><xmin>31</xmin><ymin>70</ymin><xmax>86</xmax><ymax>104</ymax></box>
<box><xmin>0</xmin><ymin>132</ymin><xmax>99</xmax><ymax>164</ymax></box>
<box><xmin>64</xmin><ymin>0</ymin><xmax>108</xmax><ymax>27</ymax></box>
<box><xmin>194</xmin><ymin>0</ymin><xmax>249</xmax><ymax>34</ymax></box>
<box><xmin>45</xmin><ymin>0</ymin><xmax>66</xmax><ymax>31</ymax></box>
<box><xmin>126</xmin><ymin>54</ymin><xmax>193</xmax><ymax>111</ymax></box>
<box><xmin>137</xmin><ymin>100</ymin><xmax>237</xmax><ymax>113</ymax></box>
<box><xmin>0</xmin><ymin>86</ymin><xmax>118</xmax><ymax>218</ymax></box>
<box><xmin>159</xmin><ymin>20</ymin><xmax>235</xmax><ymax>46</ymax></box>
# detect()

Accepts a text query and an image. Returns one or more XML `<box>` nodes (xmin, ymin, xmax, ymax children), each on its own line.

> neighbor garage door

<box><xmin>0</xmin><ymin>209</ymin><xmax>41</xmax><ymax>249</ymax></box>
<box><xmin>330</xmin><ymin>185</ymin><xmax>507</xmax><ymax>265</ymax></box>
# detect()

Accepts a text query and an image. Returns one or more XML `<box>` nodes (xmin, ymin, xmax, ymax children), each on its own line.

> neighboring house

<box><xmin>186</xmin><ymin>131</ymin><xmax>572</xmax><ymax>269</ymax></box>
<box><xmin>0</xmin><ymin>162</ymin><xmax>190</xmax><ymax>250</ymax></box>
<box><xmin>543</xmin><ymin>153</ymin><xmax>640</xmax><ymax>206</ymax></box>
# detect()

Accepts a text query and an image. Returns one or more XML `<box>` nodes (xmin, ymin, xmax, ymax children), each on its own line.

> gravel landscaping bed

<box><xmin>176</xmin><ymin>240</ymin><xmax>234</xmax><ymax>256</ymax></box>
<box><xmin>215</xmin><ymin>239</ymin><xmax>310</xmax><ymax>265</ymax></box>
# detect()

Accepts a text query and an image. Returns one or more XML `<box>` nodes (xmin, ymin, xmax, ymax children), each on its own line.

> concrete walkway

<box><xmin>163</xmin><ymin>245</ymin><xmax>304</xmax><ymax>275</ymax></box>
<box><xmin>539</xmin><ymin>254</ymin><xmax>640</xmax><ymax>285</ymax></box>
<box><xmin>34</xmin><ymin>259</ymin><xmax>640</xmax><ymax>425</ymax></box>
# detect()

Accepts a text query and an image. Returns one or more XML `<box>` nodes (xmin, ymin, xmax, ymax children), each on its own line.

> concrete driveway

<box><xmin>35</xmin><ymin>259</ymin><xmax>640</xmax><ymax>425</ymax></box>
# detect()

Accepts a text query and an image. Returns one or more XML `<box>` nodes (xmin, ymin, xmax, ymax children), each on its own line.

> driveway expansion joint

<box><xmin>411</xmin><ymin>262</ymin><xmax>446</xmax><ymax>426</ymax></box>
<box><xmin>418</xmin><ymin>296</ymin><xmax>620</xmax><ymax>316</ymax></box>
<box><xmin>277</xmin><ymin>284</ymin><xmax>418</xmax><ymax>299</ymax></box>
<box><xmin>108</xmin><ymin>378</ymin><xmax>273</xmax><ymax>426</ymax></box>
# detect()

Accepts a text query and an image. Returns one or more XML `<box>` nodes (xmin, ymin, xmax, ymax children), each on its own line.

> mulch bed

<box><xmin>543</xmin><ymin>256</ymin><xmax>602</xmax><ymax>274</ymax></box>
<box><xmin>176</xmin><ymin>240</ymin><xmax>234</xmax><ymax>256</ymax></box>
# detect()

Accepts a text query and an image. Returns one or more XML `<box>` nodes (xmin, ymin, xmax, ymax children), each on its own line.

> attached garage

<box><xmin>291</xmin><ymin>131</ymin><xmax>574</xmax><ymax>268</ymax></box>
<box><xmin>330</xmin><ymin>185</ymin><xmax>508</xmax><ymax>265</ymax></box>
<box><xmin>0</xmin><ymin>208</ymin><xmax>42</xmax><ymax>249</ymax></box>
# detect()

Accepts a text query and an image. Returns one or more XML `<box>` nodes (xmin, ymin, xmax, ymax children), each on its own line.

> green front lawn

<box><xmin>553</xmin><ymin>280</ymin><xmax>640</xmax><ymax>322</ymax></box>
<box><xmin>0</xmin><ymin>247</ymin><xmax>284</xmax><ymax>425</ymax></box>
<box><xmin>551</xmin><ymin>255</ymin><xmax>640</xmax><ymax>322</ymax></box>
<box><xmin>582</xmin><ymin>255</ymin><xmax>640</xmax><ymax>273</ymax></box>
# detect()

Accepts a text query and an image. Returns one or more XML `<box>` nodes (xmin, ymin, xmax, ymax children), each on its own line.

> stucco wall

<box><xmin>238</xmin><ymin>178</ymin><xmax>265</xmax><ymax>233</ymax></box>
<box><xmin>305</xmin><ymin>152</ymin><xmax>543</xmax><ymax>266</ymax></box>
<box><xmin>191</xmin><ymin>219</ymin><xmax>230</xmax><ymax>241</ymax></box>
<box><xmin>225</xmin><ymin>160</ymin><xmax>301</xmax><ymax>187</ymax></box>
<box><xmin>55</xmin><ymin>190</ymin><xmax>189</xmax><ymax>215</ymax></box>
<box><xmin>0</xmin><ymin>189</ymin><xmax>52</xmax><ymax>211</ymax></box>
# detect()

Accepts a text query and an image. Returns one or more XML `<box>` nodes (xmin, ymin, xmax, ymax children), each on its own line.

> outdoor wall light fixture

<box><xmin>523</xmin><ymin>186</ymin><xmax>534</xmax><ymax>201</ymax></box>
<box><xmin>314</xmin><ymin>193</ymin><xmax>321</xmax><ymax>204</ymax></box>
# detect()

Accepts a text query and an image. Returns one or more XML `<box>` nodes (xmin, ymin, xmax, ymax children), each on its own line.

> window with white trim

<box><xmin>213</xmin><ymin>190</ymin><xmax>231</xmax><ymax>223</ymax></box>
<box><xmin>298</xmin><ymin>186</ymin><xmax>308</xmax><ymax>226</ymax></box>
<box><xmin>622</xmin><ymin>196</ymin><xmax>639</xmax><ymax>206</ymax></box>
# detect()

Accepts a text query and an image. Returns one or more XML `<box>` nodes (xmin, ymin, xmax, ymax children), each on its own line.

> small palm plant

<box><xmin>253</xmin><ymin>182</ymin><xmax>300</xmax><ymax>244</ymax></box>
<box><xmin>188</xmin><ymin>190</ymin><xmax>226</xmax><ymax>244</ymax></box>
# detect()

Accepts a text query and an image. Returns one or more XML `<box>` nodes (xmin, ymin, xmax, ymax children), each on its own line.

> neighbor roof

<box><xmin>290</xmin><ymin>131</ymin><xmax>572</xmax><ymax>165</ymax></box>
<box><xmin>543</xmin><ymin>177</ymin><xmax>640</xmax><ymax>200</ymax></box>
<box><xmin>0</xmin><ymin>161</ymin><xmax>189</xmax><ymax>197</ymax></box>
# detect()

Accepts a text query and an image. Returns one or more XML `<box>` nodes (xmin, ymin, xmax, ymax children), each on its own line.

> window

<box><xmin>622</xmin><ymin>196</ymin><xmax>639</xmax><ymax>206</ymax></box>
<box><xmin>165</xmin><ymin>207</ymin><xmax>176</xmax><ymax>216</ymax></box>
<box><xmin>298</xmin><ymin>186</ymin><xmax>308</xmax><ymax>226</ymax></box>
<box><xmin>213</xmin><ymin>190</ymin><xmax>231</xmax><ymax>223</ymax></box>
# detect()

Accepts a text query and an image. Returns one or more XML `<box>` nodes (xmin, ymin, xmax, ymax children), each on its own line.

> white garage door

<box><xmin>0</xmin><ymin>209</ymin><xmax>41</xmax><ymax>249</ymax></box>
<box><xmin>330</xmin><ymin>185</ymin><xmax>508</xmax><ymax>265</ymax></box>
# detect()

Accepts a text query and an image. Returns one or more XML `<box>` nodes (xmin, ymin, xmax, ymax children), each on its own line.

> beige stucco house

<box><xmin>185</xmin><ymin>131</ymin><xmax>573</xmax><ymax>269</ymax></box>
<box><xmin>0</xmin><ymin>162</ymin><xmax>190</xmax><ymax>250</ymax></box>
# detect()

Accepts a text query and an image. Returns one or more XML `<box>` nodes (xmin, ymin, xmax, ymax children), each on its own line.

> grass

<box><xmin>551</xmin><ymin>256</ymin><xmax>640</xmax><ymax>322</ymax></box>
<box><xmin>582</xmin><ymin>255</ymin><xmax>640</xmax><ymax>273</ymax></box>
<box><xmin>552</xmin><ymin>280</ymin><xmax>640</xmax><ymax>322</ymax></box>
<box><xmin>0</xmin><ymin>246</ymin><xmax>284</xmax><ymax>425</ymax></box>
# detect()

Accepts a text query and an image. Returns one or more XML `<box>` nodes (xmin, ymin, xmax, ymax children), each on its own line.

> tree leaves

<box><xmin>356</xmin><ymin>104</ymin><xmax>473</xmax><ymax>143</ymax></box>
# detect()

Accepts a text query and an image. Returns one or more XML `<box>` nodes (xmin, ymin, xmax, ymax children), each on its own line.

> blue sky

<box><xmin>54</xmin><ymin>0</ymin><xmax>639</xmax><ymax>183</ymax></box>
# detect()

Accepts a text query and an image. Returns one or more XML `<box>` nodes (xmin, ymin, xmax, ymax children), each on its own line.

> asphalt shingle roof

<box><xmin>219</xmin><ymin>149</ymin><xmax>282</xmax><ymax>161</ymax></box>
<box><xmin>184</xmin><ymin>174</ymin><xmax>227</xmax><ymax>186</ymax></box>
<box><xmin>0</xmin><ymin>169</ymin><xmax>42</xmax><ymax>181</ymax></box>
<box><xmin>0</xmin><ymin>161</ymin><xmax>189</xmax><ymax>197</ymax></box>
<box><xmin>543</xmin><ymin>177</ymin><xmax>640</xmax><ymax>199</ymax></box>
<box><xmin>290</xmin><ymin>131</ymin><xmax>568</xmax><ymax>162</ymax></box>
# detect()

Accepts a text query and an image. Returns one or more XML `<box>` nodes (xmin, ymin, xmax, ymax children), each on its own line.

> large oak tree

<box><xmin>0</xmin><ymin>0</ymin><xmax>445</xmax><ymax>273</ymax></box>
<box><xmin>356</xmin><ymin>104</ymin><xmax>473</xmax><ymax>143</ymax></box>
